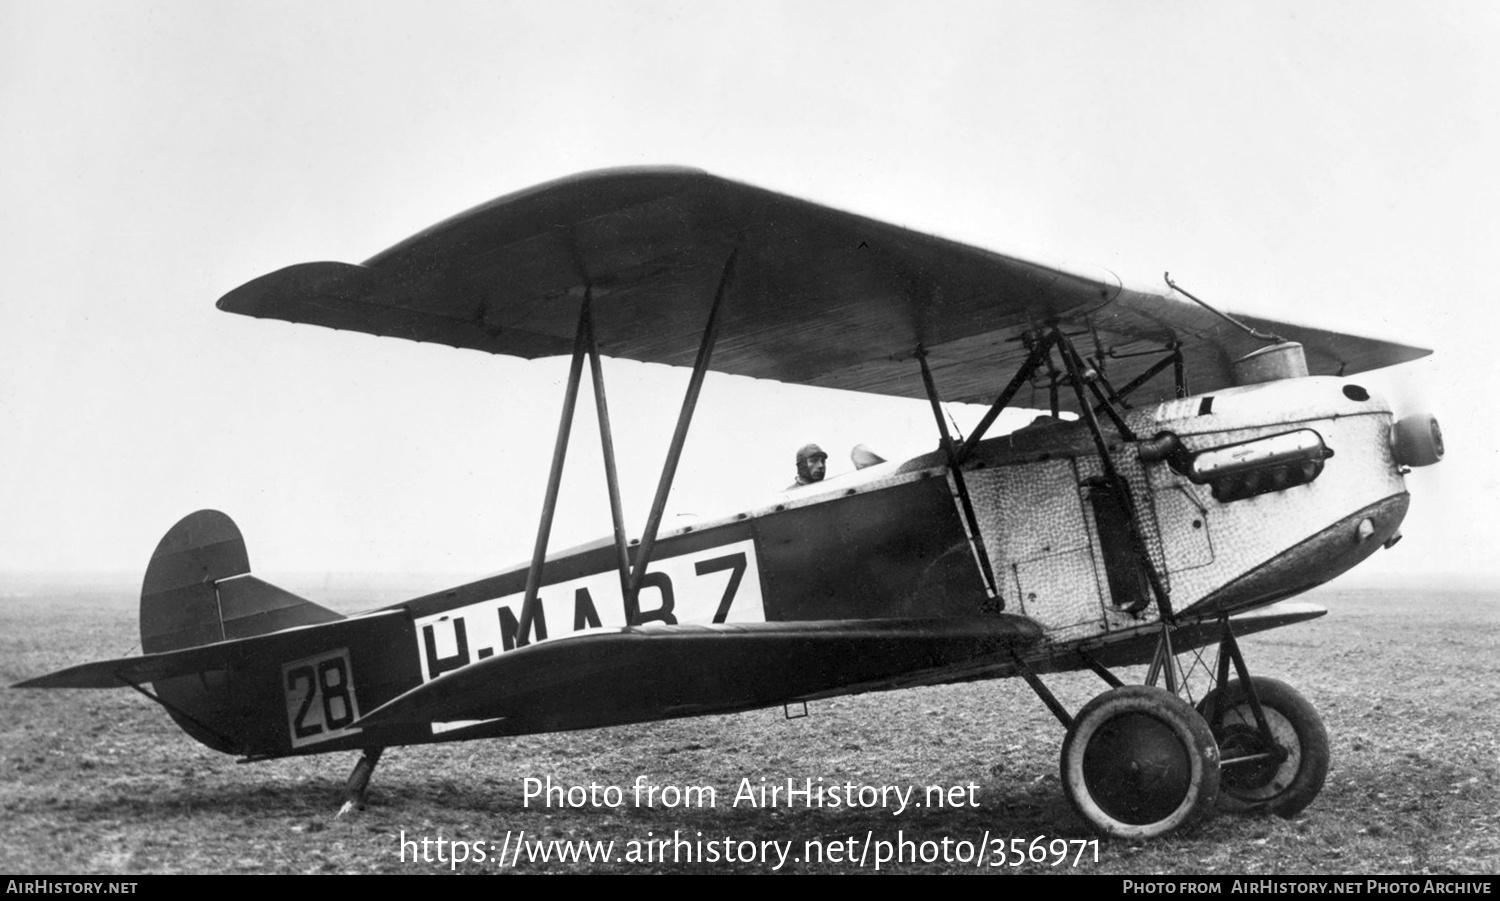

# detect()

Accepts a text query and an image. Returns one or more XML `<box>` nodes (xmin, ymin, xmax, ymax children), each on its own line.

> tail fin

<box><xmin>140</xmin><ymin>510</ymin><xmax>343</xmax><ymax>752</ymax></box>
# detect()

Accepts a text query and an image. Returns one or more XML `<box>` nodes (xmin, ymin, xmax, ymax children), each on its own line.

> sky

<box><xmin>1</xmin><ymin>1</ymin><xmax>1494</xmax><ymax>589</ymax></box>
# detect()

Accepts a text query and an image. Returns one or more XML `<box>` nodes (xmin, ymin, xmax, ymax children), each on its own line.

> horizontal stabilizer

<box><xmin>356</xmin><ymin>615</ymin><xmax>1043</xmax><ymax>731</ymax></box>
<box><xmin>11</xmin><ymin>610</ymin><xmax>404</xmax><ymax>690</ymax></box>
<box><xmin>217</xmin><ymin>575</ymin><xmax>343</xmax><ymax>639</ymax></box>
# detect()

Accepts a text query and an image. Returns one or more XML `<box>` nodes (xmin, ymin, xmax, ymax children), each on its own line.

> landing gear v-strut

<box><xmin>1200</xmin><ymin>677</ymin><xmax>1329</xmax><ymax>816</ymax></box>
<box><xmin>1031</xmin><ymin>622</ymin><xmax>1330</xmax><ymax>839</ymax></box>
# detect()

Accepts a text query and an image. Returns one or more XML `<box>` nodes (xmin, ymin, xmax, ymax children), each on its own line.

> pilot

<box><xmin>787</xmin><ymin>443</ymin><xmax>828</xmax><ymax>489</ymax></box>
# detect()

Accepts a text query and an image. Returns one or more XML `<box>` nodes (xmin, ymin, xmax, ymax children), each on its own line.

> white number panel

<box><xmin>282</xmin><ymin>647</ymin><xmax>363</xmax><ymax>748</ymax></box>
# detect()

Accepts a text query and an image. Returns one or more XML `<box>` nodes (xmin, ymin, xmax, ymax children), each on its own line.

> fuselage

<box><xmin>405</xmin><ymin>373</ymin><xmax>1406</xmax><ymax>649</ymax></box>
<box><xmin>220</xmin><ymin>373</ymin><xmax>1411</xmax><ymax>760</ymax></box>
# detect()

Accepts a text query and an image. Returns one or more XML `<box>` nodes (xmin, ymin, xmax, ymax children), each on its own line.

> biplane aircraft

<box><xmin>15</xmin><ymin>167</ymin><xmax>1445</xmax><ymax>839</ymax></box>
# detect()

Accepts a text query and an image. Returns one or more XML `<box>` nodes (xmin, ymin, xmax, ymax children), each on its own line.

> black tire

<box><xmin>1198</xmin><ymin>677</ymin><xmax>1329</xmax><ymax>817</ymax></box>
<box><xmin>1061</xmin><ymin>686</ymin><xmax>1221</xmax><ymax>839</ymax></box>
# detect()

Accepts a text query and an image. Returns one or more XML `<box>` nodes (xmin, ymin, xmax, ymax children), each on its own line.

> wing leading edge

<box><xmin>218</xmin><ymin>167</ymin><xmax>1429</xmax><ymax>408</ymax></box>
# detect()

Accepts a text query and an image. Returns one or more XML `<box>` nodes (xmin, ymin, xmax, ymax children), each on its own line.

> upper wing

<box><xmin>218</xmin><ymin>167</ymin><xmax>1428</xmax><ymax>408</ymax></box>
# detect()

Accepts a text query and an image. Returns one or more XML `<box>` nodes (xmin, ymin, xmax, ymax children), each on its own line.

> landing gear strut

<box><xmin>1039</xmin><ymin>622</ymin><xmax>1330</xmax><ymax>838</ymax></box>
<box><xmin>1199</xmin><ymin>677</ymin><xmax>1328</xmax><ymax>816</ymax></box>
<box><xmin>1200</xmin><ymin>627</ymin><xmax>1330</xmax><ymax>817</ymax></box>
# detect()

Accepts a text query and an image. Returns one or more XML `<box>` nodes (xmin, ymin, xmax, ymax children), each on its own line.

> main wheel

<box><xmin>1061</xmin><ymin>686</ymin><xmax>1220</xmax><ymax>839</ymax></box>
<box><xmin>1198</xmin><ymin>677</ymin><xmax>1328</xmax><ymax>817</ymax></box>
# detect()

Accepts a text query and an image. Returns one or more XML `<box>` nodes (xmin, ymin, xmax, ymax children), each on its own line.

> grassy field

<box><xmin>1</xmin><ymin>577</ymin><xmax>1496</xmax><ymax>875</ymax></box>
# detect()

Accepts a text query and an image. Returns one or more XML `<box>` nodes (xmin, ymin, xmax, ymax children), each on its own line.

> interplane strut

<box><xmin>516</xmin><ymin>249</ymin><xmax>739</xmax><ymax>640</ymax></box>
